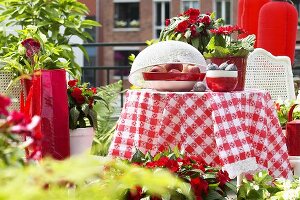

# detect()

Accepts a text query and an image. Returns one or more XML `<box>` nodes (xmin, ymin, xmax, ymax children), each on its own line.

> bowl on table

<box><xmin>128</xmin><ymin>41</ymin><xmax>208</xmax><ymax>90</ymax></box>
<box><xmin>206</xmin><ymin>70</ymin><xmax>238</xmax><ymax>92</ymax></box>
<box><xmin>142</xmin><ymin>72</ymin><xmax>206</xmax><ymax>92</ymax></box>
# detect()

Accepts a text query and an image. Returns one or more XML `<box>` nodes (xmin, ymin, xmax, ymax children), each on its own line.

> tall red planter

<box><xmin>210</xmin><ymin>56</ymin><xmax>248</xmax><ymax>91</ymax></box>
<box><xmin>257</xmin><ymin>0</ymin><xmax>298</xmax><ymax>64</ymax></box>
<box><xmin>237</xmin><ymin>0</ymin><xmax>270</xmax><ymax>45</ymax></box>
<box><xmin>21</xmin><ymin>69</ymin><xmax>70</xmax><ymax>160</ymax></box>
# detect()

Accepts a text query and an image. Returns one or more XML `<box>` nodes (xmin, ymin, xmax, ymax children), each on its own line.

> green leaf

<box><xmin>184</xmin><ymin>30</ymin><xmax>191</xmax><ymax>39</ymax></box>
<box><xmin>204</xmin><ymin>190</ymin><xmax>224</xmax><ymax>200</ymax></box>
<box><xmin>78</xmin><ymin>44</ymin><xmax>89</xmax><ymax>62</ymax></box>
<box><xmin>88</xmin><ymin>109</ymin><xmax>97</xmax><ymax>129</ymax></box>
<box><xmin>131</xmin><ymin>148</ymin><xmax>145</xmax><ymax>163</ymax></box>
<box><xmin>191</xmin><ymin>38</ymin><xmax>200</xmax><ymax>50</ymax></box>
<box><xmin>78</xmin><ymin>117</ymin><xmax>86</xmax><ymax>128</ymax></box>
<box><xmin>82</xmin><ymin>104</ymin><xmax>89</xmax><ymax>116</ymax></box>
<box><xmin>70</xmin><ymin>107</ymin><xmax>80</xmax><ymax>128</ymax></box>
<box><xmin>175</xmin><ymin>33</ymin><xmax>182</xmax><ymax>41</ymax></box>
<box><xmin>81</xmin><ymin>19</ymin><xmax>101</xmax><ymax>27</ymax></box>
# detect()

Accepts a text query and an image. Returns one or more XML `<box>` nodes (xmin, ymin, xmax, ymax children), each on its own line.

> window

<box><xmin>114</xmin><ymin>1</ymin><xmax>140</xmax><ymax>28</ymax></box>
<box><xmin>181</xmin><ymin>0</ymin><xmax>200</xmax><ymax>12</ymax></box>
<box><xmin>154</xmin><ymin>1</ymin><xmax>170</xmax><ymax>38</ymax></box>
<box><xmin>114</xmin><ymin>49</ymin><xmax>139</xmax><ymax>77</ymax></box>
<box><xmin>214</xmin><ymin>0</ymin><xmax>232</xmax><ymax>25</ymax></box>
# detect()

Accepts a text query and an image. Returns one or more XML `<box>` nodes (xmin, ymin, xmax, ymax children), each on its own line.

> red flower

<box><xmin>68</xmin><ymin>79</ymin><xmax>78</xmax><ymax>87</ymax></box>
<box><xmin>88</xmin><ymin>98</ymin><xmax>94</xmax><ymax>108</ymax></box>
<box><xmin>0</xmin><ymin>95</ymin><xmax>11</xmax><ymax>116</ymax></box>
<box><xmin>128</xmin><ymin>186</ymin><xmax>143</xmax><ymax>200</ymax></box>
<box><xmin>200</xmin><ymin>15</ymin><xmax>211</xmax><ymax>25</ymax></box>
<box><xmin>275</xmin><ymin>102</ymin><xmax>281</xmax><ymax>111</ymax></box>
<box><xmin>91</xmin><ymin>87</ymin><xmax>97</xmax><ymax>94</ymax></box>
<box><xmin>165</xmin><ymin>159</ymin><xmax>179</xmax><ymax>172</ymax></box>
<box><xmin>7</xmin><ymin>111</ymin><xmax>25</xmax><ymax>125</ymax></box>
<box><xmin>177</xmin><ymin>156</ymin><xmax>191</xmax><ymax>166</ymax></box>
<box><xmin>184</xmin><ymin>8</ymin><xmax>200</xmax><ymax>20</ymax></box>
<box><xmin>190</xmin><ymin>177</ymin><xmax>209</xmax><ymax>198</ymax></box>
<box><xmin>71</xmin><ymin>87</ymin><xmax>85</xmax><ymax>104</ymax></box>
<box><xmin>21</xmin><ymin>38</ymin><xmax>41</xmax><ymax>60</ymax></box>
<box><xmin>175</xmin><ymin>20</ymin><xmax>189</xmax><ymax>33</ymax></box>
<box><xmin>217</xmin><ymin>170</ymin><xmax>230</xmax><ymax>187</ymax></box>
<box><xmin>156</xmin><ymin>156</ymin><xmax>168</xmax><ymax>167</ymax></box>
<box><xmin>190</xmin><ymin>25</ymin><xmax>197</xmax><ymax>37</ymax></box>
<box><xmin>165</xmin><ymin>19</ymin><xmax>170</xmax><ymax>26</ymax></box>
<box><xmin>146</xmin><ymin>161</ymin><xmax>158</xmax><ymax>169</ymax></box>
<box><xmin>210</xmin><ymin>26</ymin><xmax>238</xmax><ymax>35</ymax></box>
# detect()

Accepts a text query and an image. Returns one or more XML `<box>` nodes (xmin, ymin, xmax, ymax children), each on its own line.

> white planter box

<box><xmin>70</xmin><ymin>127</ymin><xmax>94</xmax><ymax>155</ymax></box>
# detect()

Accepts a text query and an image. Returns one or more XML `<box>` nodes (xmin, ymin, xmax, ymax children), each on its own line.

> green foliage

<box><xmin>91</xmin><ymin>80</ymin><xmax>123</xmax><ymax>156</ymax></box>
<box><xmin>130</xmin><ymin>147</ymin><xmax>237</xmax><ymax>200</ymax></box>
<box><xmin>275</xmin><ymin>99</ymin><xmax>300</xmax><ymax>127</ymax></box>
<box><xmin>238</xmin><ymin>171</ymin><xmax>300</xmax><ymax>200</ymax></box>
<box><xmin>68</xmin><ymin>80</ymin><xmax>102</xmax><ymax>130</ymax></box>
<box><xmin>0</xmin><ymin>130</ymin><xmax>26</xmax><ymax>169</ymax></box>
<box><xmin>0</xmin><ymin>156</ymin><xmax>192</xmax><ymax>200</ymax></box>
<box><xmin>159</xmin><ymin>10</ymin><xmax>223</xmax><ymax>54</ymax></box>
<box><xmin>0</xmin><ymin>0</ymin><xmax>101</xmax><ymax>79</ymax></box>
<box><xmin>0</xmin><ymin>26</ymin><xmax>71</xmax><ymax>78</ymax></box>
<box><xmin>204</xmin><ymin>34</ymin><xmax>256</xmax><ymax>59</ymax></box>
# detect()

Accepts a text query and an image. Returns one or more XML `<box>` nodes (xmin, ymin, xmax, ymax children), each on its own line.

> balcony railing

<box><xmin>77</xmin><ymin>42</ymin><xmax>147</xmax><ymax>107</ymax></box>
<box><xmin>76</xmin><ymin>41</ymin><xmax>300</xmax><ymax>107</ymax></box>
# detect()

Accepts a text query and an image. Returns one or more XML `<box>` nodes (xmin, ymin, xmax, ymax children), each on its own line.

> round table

<box><xmin>108</xmin><ymin>89</ymin><xmax>292</xmax><ymax>179</ymax></box>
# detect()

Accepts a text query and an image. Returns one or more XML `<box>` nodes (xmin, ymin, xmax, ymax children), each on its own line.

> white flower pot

<box><xmin>70</xmin><ymin>127</ymin><xmax>94</xmax><ymax>155</ymax></box>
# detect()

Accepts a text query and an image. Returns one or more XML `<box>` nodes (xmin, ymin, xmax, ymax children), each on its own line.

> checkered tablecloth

<box><xmin>108</xmin><ymin>89</ymin><xmax>292</xmax><ymax>179</ymax></box>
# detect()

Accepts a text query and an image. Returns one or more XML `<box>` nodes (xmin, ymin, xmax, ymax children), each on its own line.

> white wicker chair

<box><xmin>0</xmin><ymin>72</ymin><xmax>21</xmax><ymax>111</ymax></box>
<box><xmin>245</xmin><ymin>48</ymin><xmax>296</xmax><ymax>100</ymax></box>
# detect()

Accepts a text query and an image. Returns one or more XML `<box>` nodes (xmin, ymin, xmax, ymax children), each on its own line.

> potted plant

<box><xmin>1</xmin><ymin>27</ymin><xmax>70</xmax><ymax>79</ymax></box>
<box><xmin>204</xmin><ymin>25</ymin><xmax>255</xmax><ymax>91</ymax></box>
<box><xmin>67</xmin><ymin>79</ymin><xmax>100</xmax><ymax>155</ymax></box>
<box><xmin>0</xmin><ymin>0</ymin><xmax>100</xmax><ymax>79</ymax></box>
<box><xmin>0</xmin><ymin>26</ymin><xmax>72</xmax><ymax>159</ymax></box>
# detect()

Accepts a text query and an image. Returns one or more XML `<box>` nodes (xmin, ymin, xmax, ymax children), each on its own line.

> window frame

<box><xmin>113</xmin><ymin>1</ymin><xmax>140</xmax><ymax>31</ymax></box>
<box><xmin>153</xmin><ymin>0</ymin><xmax>171</xmax><ymax>38</ymax></box>
<box><xmin>213</xmin><ymin>0</ymin><xmax>233</xmax><ymax>25</ymax></box>
<box><xmin>181</xmin><ymin>0</ymin><xmax>200</xmax><ymax>12</ymax></box>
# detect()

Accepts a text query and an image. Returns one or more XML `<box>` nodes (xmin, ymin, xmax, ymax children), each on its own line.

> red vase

<box><xmin>20</xmin><ymin>78</ymin><xmax>33</xmax><ymax>113</ymax></box>
<box><xmin>21</xmin><ymin>70</ymin><xmax>70</xmax><ymax>160</ymax></box>
<box><xmin>210</xmin><ymin>56</ymin><xmax>248</xmax><ymax>91</ymax></box>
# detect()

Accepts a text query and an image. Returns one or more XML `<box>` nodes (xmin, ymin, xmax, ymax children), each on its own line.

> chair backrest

<box><xmin>245</xmin><ymin>48</ymin><xmax>295</xmax><ymax>100</ymax></box>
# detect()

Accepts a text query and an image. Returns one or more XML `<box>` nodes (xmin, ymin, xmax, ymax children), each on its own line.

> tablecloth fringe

<box><xmin>223</xmin><ymin>157</ymin><xmax>258</xmax><ymax>179</ymax></box>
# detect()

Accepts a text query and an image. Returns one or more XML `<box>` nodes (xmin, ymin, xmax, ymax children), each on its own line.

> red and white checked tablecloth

<box><xmin>108</xmin><ymin>89</ymin><xmax>292</xmax><ymax>179</ymax></box>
